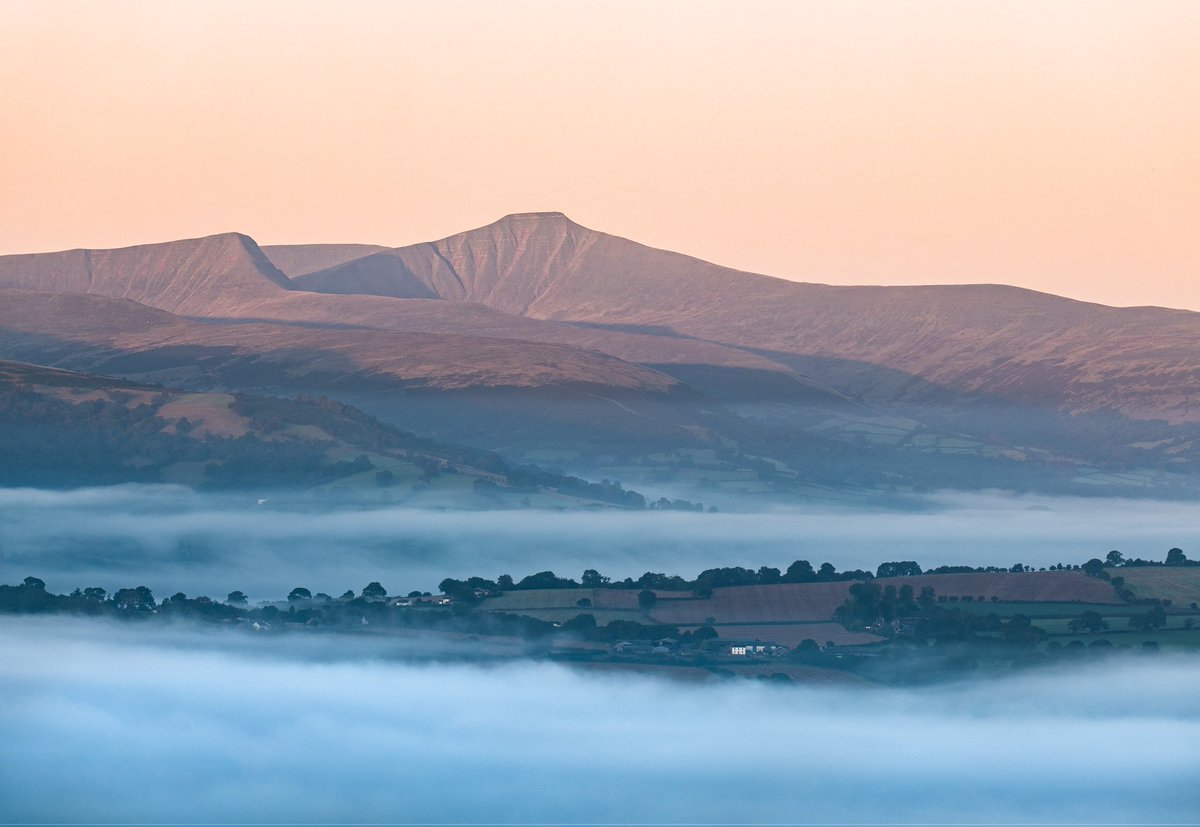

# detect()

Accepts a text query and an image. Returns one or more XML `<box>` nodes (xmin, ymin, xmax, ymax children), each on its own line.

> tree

<box><xmin>1081</xmin><ymin>558</ymin><xmax>1107</xmax><ymax>578</ymax></box>
<box><xmin>362</xmin><ymin>582</ymin><xmax>387</xmax><ymax>599</ymax></box>
<box><xmin>1068</xmin><ymin>610</ymin><xmax>1108</xmax><ymax>634</ymax></box>
<box><xmin>638</xmin><ymin>589</ymin><xmax>658</xmax><ymax>611</ymax></box>
<box><xmin>918</xmin><ymin>586</ymin><xmax>936</xmax><ymax>609</ymax></box>
<box><xmin>1166</xmin><ymin>548</ymin><xmax>1189</xmax><ymax>566</ymax></box>
<box><xmin>82</xmin><ymin>587</ymin><xmax>107</xmax><ymax>602</ymax></box>
<box><xmin>1105</xmin><ymin>550</ymin><xmax>1124</xmax><ymax>567</ymax></box>
<box><xmin>112</xmin><ymin>586</ymin><xmax>155</xmax><ymax>611</ymax></box>
<box><xmin>516</xmin><ymin>571</ymin><xmax>577</xmax><ymax>590</ymax></box>
<box><xmin>226</xmin><ymin>590</ymin><xmax>248</xmax><ymax>606</ymax></box>
<box><xmin>497</xmin><ymin>574</ymin><xmax>515</xmax><ymax>590</ymax></box>
<box><xmin>783</xmin><ymin>560</ymin><xmax>816</xmax><ymax>583</ymax></box>
<box><xmin>22</xmin><ymin>576</ymin><xmax>46</xmax><ymax>591</ymax></box>
<box><xmin>757</xmin><ymin>566</ymin><xmax>782</xmax><ymax>584</ymax></box>
<box><xmin>1128</xmin><ymin>605</ymin><xmax>1167</xmax><ymax>632</ymax></box>
<box><xmin>876</xmin><ymin>561</ymin><xmax>922</xmax><ymax>579</ymax></box>
<box><xmin>581</xmin><ymin>569</ymin><xmax>610</xmax><ymax>588</ymax></box>
<box><xmin>287</xmin><ymin>587</ymin><xmax>312</xmax><ymax>602</ymax></box>
<box><xmin>558</xmin><ymin>613</ymin><xmax>596</xmax><ymax>633</ymax></box>
<box><xmin>792</xmin><ymin>639</ymin><xmax>822</xmax><ymax>662</ymax></box>
<box><xmin>817</xmin><ymin>563</ymin><xmax>837</xmax><ymax>581</ymax></box>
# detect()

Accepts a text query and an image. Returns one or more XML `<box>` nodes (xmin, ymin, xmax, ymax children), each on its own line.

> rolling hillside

<box><xmin>0</xmin><ymin>359</ymin><xmax>653</xmax><ymax>506</ymax></box>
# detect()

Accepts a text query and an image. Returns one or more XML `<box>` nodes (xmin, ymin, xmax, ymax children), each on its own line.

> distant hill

<box><xmin>1</xmin><ymin>214</ymin><xmax>1197</xmax><ymax>501</ymax></box>
<box><xmin>289</xmin><ymin>212</ymin><xmax>1200</xmax><ymax>425</ymax></box>
<box><xmin>0</xmin><ymin>233</ymin><xmax>293</xmax><ymax>316</ymax></box>
<box><xmin>0</xmin><ymin>359</ymin><xmax>653</xmax><ymax>507</ymax></box>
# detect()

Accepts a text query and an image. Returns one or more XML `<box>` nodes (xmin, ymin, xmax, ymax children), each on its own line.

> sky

<box><xmin>1</xmin><ymin>0</ymin><xmax>1197</xmax><ymax>309</ymax></box>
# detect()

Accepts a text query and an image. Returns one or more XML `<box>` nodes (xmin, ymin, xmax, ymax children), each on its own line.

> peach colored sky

<box><xmin>1</xmin><ymin>0</ymin><xmax>1197</xmax><ymax>309</ymax></box>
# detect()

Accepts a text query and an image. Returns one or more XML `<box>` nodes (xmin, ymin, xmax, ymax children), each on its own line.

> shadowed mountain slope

<box><xmin>262</xmin><ymin>243</ymin><xmax>390</xmax><ymax>278</ymax></box>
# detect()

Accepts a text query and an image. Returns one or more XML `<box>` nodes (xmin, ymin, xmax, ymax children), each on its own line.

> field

<box><xmin>1047</xmin><ymin>627</ymin><xmax>1200</xmax><ymax>650</ymax></box>
<box><xmin>687</xmin><ymin>622</ymin><xmax>883</xmax><ymax>648</ymax></box>
<box><xmin>481</xmin><ymin>588</ymin><xmax>697</xmax><ymax>613</ymax></box>
<box><xmin>1117</xmin><ymin>568</ymin><xmax>1200</xmax><ymax>606</ymax></box>
<box><xmin>156</xmin><ymin>393</ymin><xmax>252</xmax><ymax>438</ymax></box>
<box><xmin>1036</xmin><ymin>615</ymin><xmax>1197</xmax><ymax>635</ymax></box>
<box><xmin>648</xmin><ymin>583</ymin><xmax>854</xmax><ymax>625</ymax></box>
<box><xmin>880</xmin><ymin>571</ymin><xmax>1122</xmax><ymax>604</ymax></box>
<box><xmin>943</xmin><ymin>601</ymin><xmax>1133</xmax><ymax>618</ymax></box>
<box><xmin>480</xmin><ymin>571</ymin><xmax>1126</xmax><ymax>634</ymax></box>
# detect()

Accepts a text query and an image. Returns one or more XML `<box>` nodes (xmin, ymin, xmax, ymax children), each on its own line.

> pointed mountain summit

<box><xmin>284</xmin><ymin>212</ymin><xmax>1200</xmax><ymax>424</ymax></box>
<box><xmin>291</xmin><ymin>211</ymin><xmax>605</xmax><ymax>314</ymax></box>
<box><xmin>0</xmin><ymin>232</ymin><xmax>292</xmax><ymax>316</ymax></box>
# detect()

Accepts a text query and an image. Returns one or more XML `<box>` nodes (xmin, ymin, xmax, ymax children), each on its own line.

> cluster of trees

<box><xmin>438</xmin><ymin>549</ymin><xmax>1185</xmax><ymax>604</ymax></box>
<box><xmin>437</xmin><ymin>560</ymin><xmax>884</xmax><ymax>602</ymax></box>
<box><xmin>0</xmin><ymin>577</ymin><xmax>160</xmax><ymax>616</ymax></box>
<box><xmin>0</xmin><ymin>575</ymin><xmax>712</xmax><ymax>648</ymax></box>
<box><xmin>834</xmin><ymin>580</ymin><xmax>1055</xmax><ymax>647</ymax></box>
<box><xmin>1090</xmin><ymin>548</ymin><xmax>1195</xmax><ymax>570</ymax></box>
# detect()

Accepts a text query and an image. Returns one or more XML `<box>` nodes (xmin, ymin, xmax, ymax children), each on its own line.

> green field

<box><xmin>498</xmin><ymin>608</ymin><xmax>648</xmax><ymax>623</ymax></box>
<box><xmin>481</xmin><ymin>589</ymin><xmax>595</xmax><ymax>611</ymax></box>
<box><xmin>946</xmin><ymin>601</ymin><xmax>1137</xmax><ymax>618</ymax></box>
<box><xmin>1117</xmin><ymin>568</ymin><xmax>1200</xmax><ymax>606</ymax></box>
<box><xmin>1038</xmin><ymin>615</ymin><xmax>1197</xmax><ymax>635</ymax></box>
<box><xmin>1046</xmin><ymin>627</ymin><xmax>1200</xmax><ymax>650</ymax></box>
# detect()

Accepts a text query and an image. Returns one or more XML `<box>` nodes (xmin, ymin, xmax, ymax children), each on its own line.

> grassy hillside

<box><xmin>0</xmin><ymin>360</ymin><xmax>650</xmax><ymax>506</ymax></box>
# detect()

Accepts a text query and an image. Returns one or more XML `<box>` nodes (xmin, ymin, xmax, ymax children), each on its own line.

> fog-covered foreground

<box><xmin>1</xmin><ymin>616</ymin><xmax>1197</xmax><ymax>823</ymax></box>
<box><xmin>1</xmin><ymin>485</ymin><xmax>1198</xmax><ymax>598</ymax></box>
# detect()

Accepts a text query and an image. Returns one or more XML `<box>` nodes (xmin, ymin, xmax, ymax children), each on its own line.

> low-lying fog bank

<box><xmin>1</xmin><ymin>616</ymin><xmax>1197</xmax><ymax>823</ymax></box>
<box><xmin>1</xmin><ymin>485</ymin><xmax>1197</xmax><ymax>598</ymax></box>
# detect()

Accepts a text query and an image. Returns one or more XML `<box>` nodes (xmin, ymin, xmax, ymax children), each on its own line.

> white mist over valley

<box><xmin>2</xmin><ymin>485</ymin><xmax>1197</xmax><ymax>599</ymax></box>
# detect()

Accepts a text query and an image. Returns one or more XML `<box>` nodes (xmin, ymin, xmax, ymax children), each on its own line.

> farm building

<box><xmin>718</xmin><ymin>640</ymin><xmax>787</xmax><ymax>658</ymax></box>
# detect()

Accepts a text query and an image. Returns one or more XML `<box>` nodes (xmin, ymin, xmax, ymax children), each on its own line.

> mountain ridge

<box><xmin>1</xmin><ymin>214</ymin><xmax>1197</xmax><ymax>500</ymax></box>
<box><xmin>0</xmin><ymin>232</ymin><xmax>294</xmax><ymax>316</ymax></box>
<box><xmin>282</xmin><ymin>212</ymin><xmax>1200</xmax><ymax>424</ymax></box>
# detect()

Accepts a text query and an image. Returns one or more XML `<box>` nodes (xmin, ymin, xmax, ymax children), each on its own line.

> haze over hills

<box><xmin>1</xmin><ymin>212</ymin><xmax>1197</xmax><ymax>501</ymax></box>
